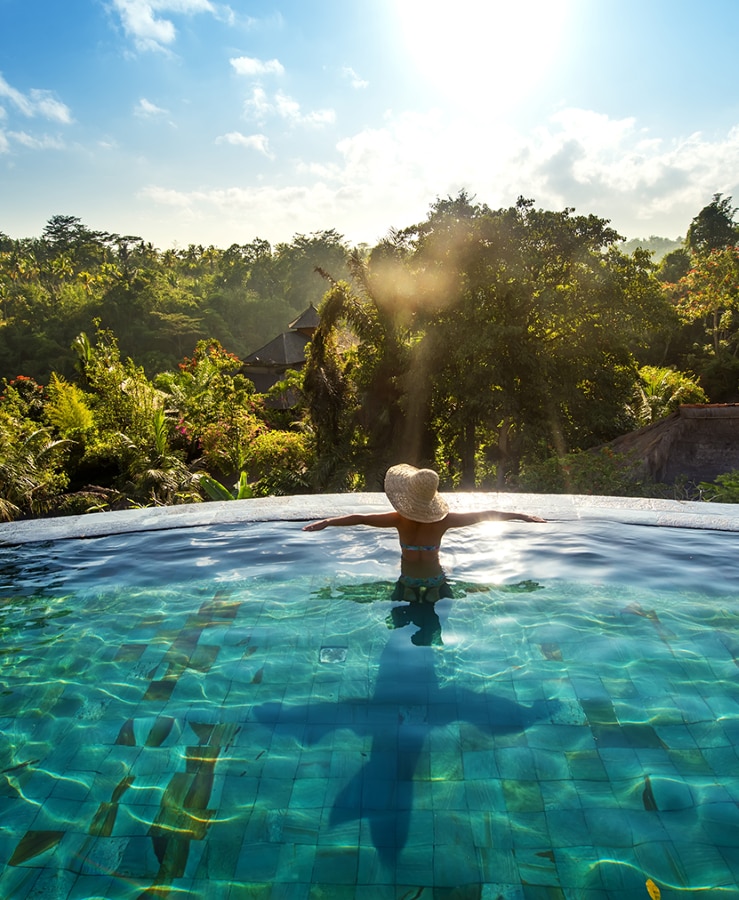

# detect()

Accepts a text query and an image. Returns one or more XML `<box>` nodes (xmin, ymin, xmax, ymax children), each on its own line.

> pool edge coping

<box><xmin>2</xmin><ymin>492</ymin><xmax>739</xmax><ymax>545</ymax></box>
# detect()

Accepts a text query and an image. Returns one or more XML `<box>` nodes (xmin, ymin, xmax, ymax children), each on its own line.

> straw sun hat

<box><xmin>384</xmin><ymin>464</ymin><xmax>449</xmax><ymax>523</ymax></box>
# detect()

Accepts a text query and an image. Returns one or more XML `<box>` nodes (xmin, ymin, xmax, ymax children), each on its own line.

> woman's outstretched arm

<box><xmin>303</xmin><ymin>512</ymin><xmax>399</xmax><ymax>531</ymax></box>
<box><xmin>444</xmin><ymin>510</ymin><xmax>546</xmax><ymax>529</ymax></box>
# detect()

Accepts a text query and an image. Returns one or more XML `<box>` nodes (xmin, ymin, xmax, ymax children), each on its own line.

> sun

<box><xmin>393</xmin><ymin>0</ymin><xmax>571</xmax><ymax>113</ymax></box>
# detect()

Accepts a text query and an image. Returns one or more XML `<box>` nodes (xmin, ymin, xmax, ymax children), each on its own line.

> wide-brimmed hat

<box><xmin>384</xmin><ymin>464</ymin><xmax>449</xmax><ymax>523</ymax></box>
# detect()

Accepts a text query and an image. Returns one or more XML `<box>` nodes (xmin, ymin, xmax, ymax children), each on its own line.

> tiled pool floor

<box><xmin>1</xmin><ymin>572</ymin><xmax>738</xmax><ymax>898</ymax></box>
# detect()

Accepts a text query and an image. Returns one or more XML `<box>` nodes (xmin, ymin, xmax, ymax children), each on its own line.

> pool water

<box><xmin>0</xmin><ymin>518</ymin><xmax>738</xmax><ymax>899</ymax></box>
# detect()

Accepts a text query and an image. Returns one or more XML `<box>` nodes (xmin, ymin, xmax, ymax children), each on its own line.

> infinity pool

<box><xmin>0</xmin><ymin>497</ymin><xmax>738</xmax><ymax>899</ymax></box>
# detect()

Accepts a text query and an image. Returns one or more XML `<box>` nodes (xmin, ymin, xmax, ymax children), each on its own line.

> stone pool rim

<box><xmin>2</xmin><ymin>491</ymin><xmax>739</xmax><ymax>547</ymax></box>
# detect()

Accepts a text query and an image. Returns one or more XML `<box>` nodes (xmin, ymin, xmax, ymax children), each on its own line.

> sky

<box><xmin>2</xmin><ymin>0</ymin><xmax>739</xmax><ymax>251</ymax></box>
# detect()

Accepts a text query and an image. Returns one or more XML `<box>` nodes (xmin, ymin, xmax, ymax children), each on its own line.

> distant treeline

<box><xmin>0</xmin><ymin>217</ymin><xmax>351</xmax><ymax>382</ymax></box>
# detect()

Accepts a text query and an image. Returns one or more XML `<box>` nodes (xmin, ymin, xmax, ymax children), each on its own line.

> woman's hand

<box><xmin>302</xmin><ymin>520</ymin><xmax>328</xmax><ymax>531</ymax></box>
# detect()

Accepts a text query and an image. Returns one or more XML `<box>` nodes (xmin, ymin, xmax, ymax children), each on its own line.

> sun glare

<box><xmin>394</xmin><ymin>0</ymin><xmax>569</xmax><ymax>113</ymax></box>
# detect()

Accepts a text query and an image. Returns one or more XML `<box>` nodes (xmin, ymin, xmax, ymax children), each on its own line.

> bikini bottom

<box><xmin>391</xmin><ymin>573</ymin><xmax>454</xmax><ymax>604</ymax></box>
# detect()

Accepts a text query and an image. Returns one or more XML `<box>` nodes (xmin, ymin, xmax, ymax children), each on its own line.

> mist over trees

<box><xmin>1</xmin><ymin>192</ymin><xmax>738</xmax><ymax>520</ymax></box>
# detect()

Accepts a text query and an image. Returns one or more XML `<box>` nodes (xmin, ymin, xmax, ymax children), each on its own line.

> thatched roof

<box><xmin>606</xmin><ymin>404</ymin><xmax>739</xmax><ymax>483</ymax></box>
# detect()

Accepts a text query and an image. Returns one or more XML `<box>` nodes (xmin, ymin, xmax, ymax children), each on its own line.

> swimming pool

<box><xmin>0</xmin><ymin>495</ymin><xmax>738</xmax><ymax>898</ymax></box>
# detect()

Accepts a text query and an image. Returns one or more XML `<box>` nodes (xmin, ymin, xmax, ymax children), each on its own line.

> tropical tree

<box><xmin>685</xmin><ymin>194</ymin><xmax>738</xmax><ymax>255</ymax></box>
<box><xmin>677</xmin><ymin>247</ymin><xmax>739</xmax><ymax>356</ymax></box>
<box><xmin>409</xmin><ymin>196</ymin><xmax>670</xmax><ymax>486</ymax></box>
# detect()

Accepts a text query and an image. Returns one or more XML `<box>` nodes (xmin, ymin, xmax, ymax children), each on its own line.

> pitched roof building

<box><xmin>605</xmin><ymin>403</ymin><xmax>739</xmax><ymax>483</ymax></box>
<box><xmin>242</xmin><ymin>303</ymin><xmax>319</xmax><ymax>405</ymax></box>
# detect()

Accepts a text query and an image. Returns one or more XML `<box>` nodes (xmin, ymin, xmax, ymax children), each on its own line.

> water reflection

<box><xmin>256</xmin><ymin>575</ymin><xmax>551</xmax><ymax>865</ymax></box>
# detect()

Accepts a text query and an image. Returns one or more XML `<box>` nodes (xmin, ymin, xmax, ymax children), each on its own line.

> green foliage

<box><xmin>520</xmin><ymin>447</ymin><xmax>651</xmax><ymax>496</ymax></box>
<box><xmin>630</xmin><ymin>366</ymin><xmax>707</xmax><ymax>426</ymax></box>
<box><xmin>677</xmin><ymin>246</ymin><xmax>739</xmax><ymax>361</ymax></box>
<box><xmin>198</xmin><ymin>471</ymin><xmax>253</xmax><ymax>501</ymax></box>
<box><xmin>156</xmin><ymin>339</ymin><xmax>265</xmax><ymax>478</ymax></box>
<box><xmin>657</xmin><ymin>248</ymin><xmax>691</xmax><ymax>283</ymax></box>
<box><xmin>246</xmin><ymin>430</ymin><xmax>313</xmax><ymax>496</ymax></box>
<box><xmin>0</xmin><ymin>418</ymin><xmax>70</xmax><ymax>520</ymax></box>
<box><xmin>685</xmin><ymin>194</ymin><xmax>738</xmax><ymax>255</ymax></box>
<box><xmin>44</xmin><ymin>373</ymin><xmax>95</xmax><ymax>437</ymax></box>
<box><xmin>699</xmin><ymin>470</ymin><xmax>739</xmax><ymax>503</ymax></box>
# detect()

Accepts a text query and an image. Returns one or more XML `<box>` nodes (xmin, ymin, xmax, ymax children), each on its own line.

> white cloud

<box><xmin>341</xmin><ymin>66</ymin><xmax>368</xmax><ymax>90</ymax></box>
<box><xmin>216</xmin><ymin>131</ymin><xmax>272</xmax><ymax>156</ymax></box>
<box><xmin>8</xmin><ymin>131</ymin><xmax>65</xmax><ymax>150</ymax></box>
<box><xmin>111</xmin><ymin>0</ymin><xmax>220</xmax><ymax>52</ymax></box>
<box><xmin>135</xmin><ymin>97</ymin><xmax>170</xmax><ymax>117</ymax></box>
<box><xmin>230</xmin><ymin>56</ymin><xmax>284</xmax><ymax>77</ymax></box>
<box><xmin>0</xmin><ymin>73</ymin><xmax>72</xmax><ymax>123</ymax></box>
<box><xmin>138</xmin><ymin>108</ymin><xmax>739</xmax><ymax>246</ymax></box>
<box><xmin>243</xmin><ymin>87</ymin><xmax>335</xmax><ymax>127</ymax></box>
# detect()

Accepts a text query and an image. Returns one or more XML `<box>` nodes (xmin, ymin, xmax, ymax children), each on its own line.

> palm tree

<box><xmin>304</xmin><ymin>250</ymin><xmax>414</xmax><ymax>487</ymax></box>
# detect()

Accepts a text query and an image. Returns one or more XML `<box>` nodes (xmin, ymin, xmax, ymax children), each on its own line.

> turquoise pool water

<box><xmin>0</xmin><ymin>513</ymin><xmax>738</xmax><ymax>899</ymax></box>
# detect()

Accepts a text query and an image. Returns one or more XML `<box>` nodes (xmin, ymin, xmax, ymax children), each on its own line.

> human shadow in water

<box><xmin>253</xmin><ymin>582</ymin><xmax>553</xmax><ymax>867</ymax></box>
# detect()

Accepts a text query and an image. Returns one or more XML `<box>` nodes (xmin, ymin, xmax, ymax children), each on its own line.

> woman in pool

<box><xmin>303</xmin><ymin>463</ymin><xmax>545</xmax><ymax>603</ymax></box>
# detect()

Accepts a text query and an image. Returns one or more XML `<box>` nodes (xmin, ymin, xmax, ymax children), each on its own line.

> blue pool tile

<box><xmin>514</xmin><ymin>845</ymin><xmax>560</xmax><ymax>887</ymax></box>
<box><xmin>623</xmin><ymin>809</ymin><xmax>670</xmax><ymax>844</ymax></box>
<box><xmin>507</xmin><ymin>811</ymin><xmax>550</xmax><ymax>848</ymax></box>
<box><xmin>597</xmin><ymin>746</ymin><xmax>642</xmax><ymax>779</ymax></box>
<box><xmin>353</xmin><ymin>885</ymin><xmax>395</xmax><ymax>899</ymax></box>
<box><xmin>531</xmin><ymin>747</ymin><xmax>570</xmax><ymax>781</ymax></box>
<box><xmin>305</xmin><ymin>884</ymin><xmax>355</xmax><ymax>899</ymax></box>
<box><xmin>502</xmin><ymin>779</ymin><xmax>543</xmax><ymax>813</ymax></box>
<box><xmin>540</xmin><ymin>779</ymin><xmax>582</xmax><ymax>812</ymax></box>
<box><xmin>572</xmin><ymin>781</ymin><xmax>619</xmax><ymax>810</ymax></box>
<box><xmin>529</xmin><ymin>723</ymin><xmax>592</xmax><ymax>751</ymax></box>
<box><xmin>117</xmin><ymin>834</ymin><xmax>162</xmax><ymax>878</ymax></box>
<box><xmin>545</xmin><ymin>809</ymin><xmax>591</xmax><ymax>847</ymax></box>
<box><xmin>475</xmin><ymin>845</ymin><xmax>517</xmax><ymax>883</ymax></box>
<box><xmin>462</xmin><ymin>749</ymin><xmax>498</xmax><ymax>780</ymax></box>
<box><xmin>553</xmin><ymin>845</ymin><xmax>606</xmax><ymax>890</ymax></box>
<box><xmin>433</xmin><ymin>839</ymin><xmax>479</xmax><ymax>887</ymax></box>
<box><xmin>405</xmin><ymin>808</ymin><xmax>434</xmax><ymax>845</ymax></box>
<box><xmin>565</xmin><ymin>751</ymin><xmax>609</xmax><ymax>781</ymax></box>
<box><xmin>688</xmin><ymin>719</ymin><xmax>733</xmax><ymax>748</ymax></box>
<box><xmin>430</xmin><ymin>751</ymin><xmax>464</xmax><ymax>783</ymax></box>
<box><xmin>317</xmin><ymin>807</ymin><xmax>360</xmax><ymax>846</ymax></box>
<box><xmin>460</xmin><ymin>777</ymin><xmax>505</xmax><ymax>814</ymax></box>
<box><xmin>361</xmin><ymin>777</ymin><xmax>396</xmax><ymax>810</ymax></box>
<box><xmin>583</xmin><ymin>807</ymin><xmax>634</xmax><ymax>847</ymax></box>
<box><xmin>699</xmin><ymin>801</ymin><xmax>739</xmax><ymax>845</ymax></box>
<box><xmin>480</xmin><ymin>884</ymin><xmax>526</xmax><ymax>899</ymax></box>
<box><xmin>271</xmin><ymin>884</ymin><xmax>314</xmax><ymax>900</ymax></box>
<box><xmin>702</xmin><ymin>745</ymin><xmax>739</xmax><ymax>777</ymax></box>
<box><xmin>433</xmin><ymin>809</ymin><xmax>475</xmax><ymax>852</ymax></box>
<box><xmin>496</xmin><ymin>746</ymin><xmax>535</xmax><ymax>781</ymax></box>
<box><xmin>281</xmin><ymin>809</ymin><xmax>321</xmax><ymax>845</ymax></box>
<box><xmin>355</xmin><ymin>843</ymin><xmax>390</xmax><ymax>885</ymax></box>
<box><xmin>235</xmin><ymin>840</ymin><xmax>282</xmax><ymax>882</ymax></box>
<box><xmin>276</xmin><ymin>841</ymin><xmax>316</xmax><ymax>883</ymax></box>
<box><xmin>394</xmin><ymin>843</ymin><xmax>433</xmax><ymax>885</ymax></box>
<box><xmin>431</xmin><ymin>778</ymin><xmax>467</xmax><ymax>811</ymax></box>
<box><xmin>193</xmin><ymin>834</ymin><xmax>243</xmax><ymax>880</ymax></box>
<box><xmin>67</xmin><ymin>874</ymin><xmax>118</xmax><ymax>898</ymax></box>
